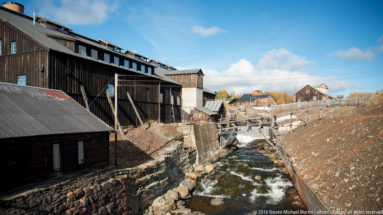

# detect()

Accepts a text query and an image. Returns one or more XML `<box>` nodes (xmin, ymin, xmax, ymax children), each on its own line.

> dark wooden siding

<box><xmin>0</xmin><ymin>132</ymin><xmax>109</xmax><ymax>192</ymax></box>
<box><xmin>50</xmin><ymin>37</ymin><xmax>75</xmax><ymax>51</ymax></box>
<box><xmin>203</xmin><ymin>92</ymin><xmax>216</xmax><ymax>101</ymax></box>
<box><xmin>49</xmin><ymin>51</ymin><xmax>181</xmax><ymax>126</ymax></box>
<box><xmin>295</xmin><ymin>85</ymin><xmax>329</xmax><ymax>102</ymax></box>
<box><xmin>166</xmin><ymin>73</ymin><xmax>203</xmax><ymax>89</ymax></box>
<box><xmin>0</xmin><ymin>20</ymin><xmax>49</xmax><ymax>87</ymax></box>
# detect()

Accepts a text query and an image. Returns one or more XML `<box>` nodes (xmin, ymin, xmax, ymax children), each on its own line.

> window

<box><xmin>78</xmin><ymin>141</ymin><xmax>84</xmax><ymax>164</ymax></box>
<box><xmin>306</xmin><ymin>89</ymin><xmax>310</xmax><ymax>94</ymax></box>
<box><xmin>177</xmin><ymin>96</ymin><xmax>180</xmax><ymax>105</ymax></box>
<box><xmin>114</xmin><ymin>56</ymin><xmax>119</xmax><ymax>66</ymax></box>
<box><xmin>160</xmin><ymin>93</ymin><xmax>164</xmax><ymax>103</ymax></box>
<box><xmin>124</xmin><ymin>59</ymin><xmax>130</xmax><ymax>68</ymax></box>
<box><xmin>132</xmin><ymin>62</ymin><xmax>137</xmax><ymax>70</ymax></box>
<box><xmin>11</xmin><ymin>41</ymin><xmax>16</xmax><ymax>54</ymax></box>
<box><xmin>148</xmin><ymin>67</ymin><xmax>152</xmax><ymax>75</ymax></box>
<box><xmin>170</xmin><ymin>94</ymin><xmax>174</xmax><ymax>105</ymax></box>
<box><xmin>91</xmin><ymin>49</ymin><xmax>98</xmax><ymax>60</ymax></box>
<box><xmin>104</xmin><ymin>53</ymin><xmax>110</xmax><ymax>63</ymax></box>
<box><xmin>17</xmin><ymin>75</ymin><xmax>26</xmax><ymax>86</ymax></box>
<box><xmin>108</xmin><ymin>83</ymin><xmax>114</xmax><ymax>97</ymax></box>
<box><xmin>79</xmin><ymin>45</ymin><xmax>86</xmax><ymax>56</ymax></box>
<box><xmin>141</xmin><ymin>64</ymin><xmax>146</xmax><ymax>73</ymax></box>
<box><xmin>53</xmin><ymin>144</ymin><xmax>61</xmax><ymax>171</ymax></box>
<box><xmin>0</xmin><ymin>39</ymin><xmax>2</xmax><ymax>55</ymax></box>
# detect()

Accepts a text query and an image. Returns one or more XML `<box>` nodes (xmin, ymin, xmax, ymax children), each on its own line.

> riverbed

<box><xmin>186</xmin><ymin>137</ymin><xmax>306</xmax><ymax>215</ymax></box>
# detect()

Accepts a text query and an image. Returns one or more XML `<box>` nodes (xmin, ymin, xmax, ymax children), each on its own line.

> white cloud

<box><xmin>192</xmin><ymin>25</ymin><xmax>226</xmax><ymax>37</ymax></box>
<box><xmin>333</xmin><ymin>47</ymin><xmax>375</xmax><ymax>62</ymax></box>
<box><xmin>38</xmin><ymin>0</ymin><xmax>117</xmax><ymax>25</ymax></box>
<box><xmin>203</xmin><ymin>49</ymin><xmax>357</xmax><ymax>95</ymax></box>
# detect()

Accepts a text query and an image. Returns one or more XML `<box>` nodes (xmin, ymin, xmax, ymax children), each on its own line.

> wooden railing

<box><xmin>270</xmin><ymin>98</ymin><xmax>368</xmax><ymax>113</ymax></box>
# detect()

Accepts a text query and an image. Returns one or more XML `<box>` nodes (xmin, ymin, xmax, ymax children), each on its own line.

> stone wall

<box><xmin>0</xmin><ymin>142</ymin><xmax>196</xmax><ymax>215</ymax></box>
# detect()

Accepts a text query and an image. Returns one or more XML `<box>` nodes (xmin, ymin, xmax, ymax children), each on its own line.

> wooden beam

<box><xmin>114</xmin><ymin>73</ymin><xmax>118</xmax><ymax>167</ymax></box>
<box><xmin>80</xmin><ymin>85</ymin><xmax>90</xmax><ymax>111</ymax></box>
<box><xmin>106</xmin><ymin>89</ymin><xmax>125</xmax><ymax>138</ymax></box>
<box><xmin>158</xmin><ymin>82</ymin><xmax>161</xmax><ymax>123</ymax></box>
<box><xmin>126</xmin><ymin>91</ymin><xmax>145</xmax><ymax>128</ymax></box>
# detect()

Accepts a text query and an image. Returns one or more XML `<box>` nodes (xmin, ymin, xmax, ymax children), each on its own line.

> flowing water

<box><xmin>186</xmin><ymin>134</ymin><xmax>307</xmax><ymax>215</ymax></box>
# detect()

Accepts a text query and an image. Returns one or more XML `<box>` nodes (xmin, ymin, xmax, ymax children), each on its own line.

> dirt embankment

<box><xmin>280</xmin><ymin>103</ymin><xmax>383</xmax><ymax>211</ymax></box>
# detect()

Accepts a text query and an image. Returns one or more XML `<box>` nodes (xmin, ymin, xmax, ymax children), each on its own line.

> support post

<box><xmin>290</xmin><ymin>112</ymin><xmax>293</xmax><ymax>130</ymax></box>
<box><xmin>158</xmin><ymin>82</ymin><xmax>161</xmax><ymax>123</ymax></box>
<box><xmin>80</xmin><ymin>85</ymin><xmax>90</xmax><ymax>111</ymax></box>
<box><xmin>305</xmin><ymin>110</ymin><xmax>308</xmax><ymax>126</ymax></box>
<box><xmin>114</xmin><ymin>73</ymin><xmax>118</xmax><ymax>167</ymax></box>
<box><xmin>320</xmin><ymin>108</ymin><xmax>323</xmax><ymax>120</ymax></box>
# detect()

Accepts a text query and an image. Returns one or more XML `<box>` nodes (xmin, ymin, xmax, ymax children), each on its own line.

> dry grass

<box><xmin>346</xmin><ymin>92</ymin><xmax>374</xmax><ymax>99</ymax></box>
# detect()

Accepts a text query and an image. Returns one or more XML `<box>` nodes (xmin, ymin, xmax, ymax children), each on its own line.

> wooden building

<box><xmin>189</xmin><ymin>100</ymin><xmax>226</xmax><ymax>122</ymax></box>
<box><xmin>228</xmin><ymin>94</ymin><xmax>276</xmax><ymax>107</ymax></box>
<box><xmin>294</xmin><ymin>84</ymin><xmax>334</xmax><ymax>102</ymax></box>
<box><xmin>0</xmin><ymin>5</ymin><xmax>182</xmax><ymax>126</ymax></box>
<box><xmin>0</xmin><ymin>83</ymin><xmax>112</xmax><ymax>191</ymax></box>
<box><xmin>203</xmin><ymin>88</ymin><xmax>216</xmax><ymax>101</ymax></box>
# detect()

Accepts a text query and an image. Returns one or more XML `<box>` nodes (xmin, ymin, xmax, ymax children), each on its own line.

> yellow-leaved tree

<box><xmin>216</xmin><ymin>89</ymin><xmax>229</xmax><ymax>99</ymax></box>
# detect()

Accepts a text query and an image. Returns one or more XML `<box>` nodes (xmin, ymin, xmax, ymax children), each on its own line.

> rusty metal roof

<box><xmin>0</xmin><ymin>82</ymin><xmax>112</xmax><ymax>139</ymax></box>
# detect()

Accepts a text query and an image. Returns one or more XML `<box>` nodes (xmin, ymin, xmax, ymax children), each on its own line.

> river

<box><xmin>186</xmin><ymin>134</ymin><xmax>307</xmax><ymax>215</ymax></box>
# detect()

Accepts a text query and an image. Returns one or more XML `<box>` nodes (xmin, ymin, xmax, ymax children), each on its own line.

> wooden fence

<box><xmin>270</xmin><ymin>98</ymin><xmax>368</xmax><ymax>113</ymax></box>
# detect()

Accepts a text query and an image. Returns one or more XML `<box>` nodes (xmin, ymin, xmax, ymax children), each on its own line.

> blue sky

<box><xmin>18</xmin><ymin>0</ymin><xmax>383</xmax><ymax>96</ymax></box>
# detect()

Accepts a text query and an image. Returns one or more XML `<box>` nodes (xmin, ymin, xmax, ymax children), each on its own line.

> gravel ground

<box><xmin>280</xmin><ymin>104</ymin><xmax>383</xmax><ymax>211</ymax></box>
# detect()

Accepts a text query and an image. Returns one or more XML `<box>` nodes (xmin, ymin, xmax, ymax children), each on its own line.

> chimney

<box><xmin>1</xmin><ymin>2</ymin><xmax>24</xmax><ymax>14</ymax></box>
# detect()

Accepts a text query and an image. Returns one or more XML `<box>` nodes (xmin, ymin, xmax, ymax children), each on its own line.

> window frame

<box><xmin>11</xmin><ymin>41</ymin><xmax>16</xmax><ymax>54</ymax></box>
<box><xmin>104</xmin><ymin>53</ymin><xmax>110</xmax><ymax>63</ymax></box>
<box><xmin>148</xmin><ymin>66</ymin><xmax>153</xmax><ymax>75</ymax></box>
<box><xmin>114</xmin><ymin>56</ymin><xmax>120</xmax><ymax>66</ymax></box>
<box><xmin>132</xmin><ymin>62</ymin><xmax>137</xmax><ymax>70</ymax></box>
<box><xmin>141</xmin><ymin>64</ymin><xmax>146</xmax><ymax>73</ymax></box>
<box><xmin>91</xmin><ymin>49</ymin><xmax>98</xmax><ymax>60</ymax></box>
<box><xmin>124</xmin><ymin>59</ymin><xmax>130</xmax><ymax>68</ymax></box>
<box><xmin>78</xmin><ymin>45</ymin><xmax>87</xmax><ymax>56</ymax></box>
<box><xmin>108</xmin><ymin>83</ymin><xmax>114</xmax><ymax>97</ymax></box>
<box><xmin>17</xmin><ymin>75</ymin><xmax>27</xmax><ymax>86</ymax></box>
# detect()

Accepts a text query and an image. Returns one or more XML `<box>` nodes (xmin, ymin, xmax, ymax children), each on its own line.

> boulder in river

<box><xmin>174</xmin><ymin>186</ymin><xmax>190</xmax><ymax>199</ymax></box>
<box><xmin>254</xmin><ymin>175</ymin><xmax>262</xmax><ymax>181</ymax></box>
<box><xmin>205</xmin><ymin>164</ymin><xmax>216</xmax><ymax>173</ymax></box>
<box><xmin>194</xmin><ymin>165</ymin><xmax>204</xmax><ymax>173</ymax></box>
<box><xmin>210</xmin><ymin>198</ymin><xmax>224</xmax><ymax>206</ymax></box>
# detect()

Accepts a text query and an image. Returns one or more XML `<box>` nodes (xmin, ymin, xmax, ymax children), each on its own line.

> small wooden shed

<box><xmin>0</xmin><ymin>83</ymin><xmax>112</xmax><ymax>191</ymax></box>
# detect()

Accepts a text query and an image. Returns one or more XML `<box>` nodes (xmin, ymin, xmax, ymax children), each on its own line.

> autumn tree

<box><xmin>216</xmin><ymin>89</ymin><xmax>229</xmax><ymax>99</ymax></box>
<box><xmin>265</xmin><ymin>91</ymin><xmax>294</xmax><ymax>104</ymax></box>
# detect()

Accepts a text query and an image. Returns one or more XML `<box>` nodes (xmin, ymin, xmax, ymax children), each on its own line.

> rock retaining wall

<box><xmin>0</xmin><ymin>142</ymin><xmax>196</xmax><ymax>215</ymax></box>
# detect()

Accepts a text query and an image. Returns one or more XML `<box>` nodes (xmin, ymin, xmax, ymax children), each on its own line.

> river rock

<box><xmin>151</xmin><ymin>196</ymin><xmax>176</xmax><ymax>215</ymax></box>
<box><xmin>254</xmin><ymin>175</ymin><xmax>262</xmax><ymax>181</ymax></box>
<box><xmin>171</xmin><ymin>208</ymin><xmax>192</xmax><ymax>215</ymax></box>
<box><xmin>210</xmin><ymin>198</ymin><xmax>224</xmax><ymax>206</ymax></box>
<box><xmin>165</xmin><ymin>190</ymin><xmax>179</xmax><ymax>201</ymax></box>
<box><xmin>180</xmin><ymin>179</ymin><xmax>195</xmax><ymax>191</ymax></box>
<box><xmin>205</xmin><ymin>164</ymin><xmax>216</xmax><ymax>174</ymax></box>
<box><xmin>188</xmin><ymin>172</ymin><xmax>198</xmax><ymax>179</ymax></box>
<box><xmin>174</xmin><ymin>186</ymin><xmax>190</xmax><ymax>199</ymax></box>
<box><xmin>218</xmin><ymin>148</ymin><xmax>229</xmax><ymax>157</ymax></box>
<box><xmin>194</xmin><ymin>165</ymin><xmax>204</xmax><ymax>173</ymax></box>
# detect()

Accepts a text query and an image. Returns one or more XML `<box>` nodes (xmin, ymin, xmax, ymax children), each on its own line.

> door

<box><xmin>53</xmin><ymin>144</ymin><xmax>61</xmax><ymax>171</ymax></box>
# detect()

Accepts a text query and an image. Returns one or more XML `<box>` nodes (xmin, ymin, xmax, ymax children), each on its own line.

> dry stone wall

<box><xmin>0</xmin><ymin>142</ymin><xmax>195</xmax><ymax>215</ymax></box>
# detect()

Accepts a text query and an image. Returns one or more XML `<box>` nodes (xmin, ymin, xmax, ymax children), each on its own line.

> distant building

<box><xmin>0</xmin><ymin>83</ymin><xmax>112</xmax><ymax>191</ymax></box>
<box><xmin>251</xmin><ymin>89</ymin><xmax>263</xmax><ymax>96</ymax></box>
<box><xmin>203</xmin><ymin>88</ymin><xmax>216</xmax><ymax>101</ymax></box>
<box><xmin>190</xmin><ymin>100</ymin><xmax>226</xmax><ymax>122</ymax></box>
<box><xmin>294</xmin><ymin>84</ymin><xmax>334</xmax><ymax>102</ymax></box>
<box><xmin>228</xmin><ymin>94</ymin><xmax>276</xmax><ymax>107</ymax></box>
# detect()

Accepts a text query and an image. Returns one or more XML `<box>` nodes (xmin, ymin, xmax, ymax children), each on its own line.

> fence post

<box><xmin>290</xmin><ymin>112</ymin><xmax>293</xmax><ymax>130</ymax></box>
<box><xmin>305</xmin><ymin>110</ymin><xmax>308</xmax><ymax>126</ymax></box>
<box><xmin>320</xmin><ymin>108</ymin><xmax>323</xmax><ymax>120</ymax></box>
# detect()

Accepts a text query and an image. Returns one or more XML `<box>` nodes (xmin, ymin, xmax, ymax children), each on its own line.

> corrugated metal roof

<box><xmin>0</xmin><ymin>83</ymin><xmax>112</xmax><ymax>139</ymax></box>
<box><xmin>204</xmin><ymin>100</ymin><xmax>223</xmax><ymax>112</ymax></box>
<box><xmin>0</xmin><ymin>7</ymin><xmax>181</xmax><ymax>86</ymax></box>
<box><xmin>203</xmin><ymin>88</ymin><xmax>215</xmax><ymax>95</ymax></box>
<box><xmin>195</xmin><ymin>106</ymin><xmax>216</xmax><ymax>116</ymax></box>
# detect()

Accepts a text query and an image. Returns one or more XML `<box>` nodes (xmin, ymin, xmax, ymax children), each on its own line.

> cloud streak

<box><xmin>333</xmin><ymin>47</ymin><xmax>375</xmax><ymax>62</ymax></box>
<box><xmin>38</xmin><ymin>0</ymin><xmax>117</xmax><ymax>25</ymax></box>
<box><xmin>192</xmin><ymin>25</ymin><xmax>226</xmax><ymax>37</ymax></box>
<box><xmin>203</xmin><ymin>48</ymin><xmax>357</xmax><ymax>95</ymax></box>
